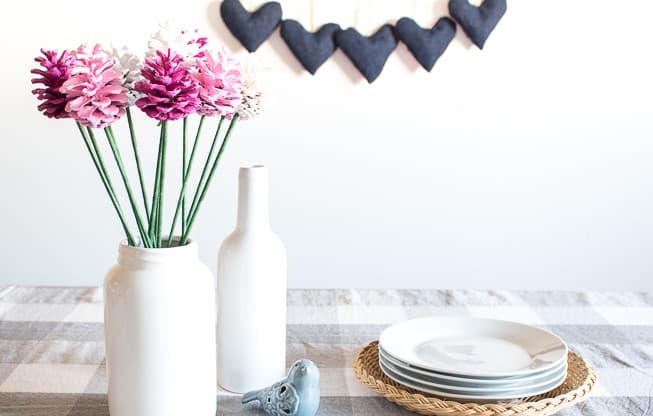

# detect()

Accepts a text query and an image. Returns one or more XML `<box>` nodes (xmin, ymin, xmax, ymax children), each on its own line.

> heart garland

<box><xmin>395</xmin><ymin>17</ymin><xmax>456</xmax><ymax>72</ymax></box>
<box><xmin>220</xmin><ymin>0</ymin><xmax>507</xmax><ymax>82</ymax></box>
<box><xmin>220</xmin><ymin>0</ymin><xmax>282</xmax><ymax>52</ymax></box>
<box><xmin>449</xmin><ymin>0</ymin><xmax>507</xmax><ymax>49</ymax></box>
<box><xmin>335</xmin><ymin>25</ymin><xmax>398</xmax><ymax>83</ymax></box>
<box><xmin>280</xmin><ymin>20</ymin><xmax>341</xmax><ymax>75</ymax></box>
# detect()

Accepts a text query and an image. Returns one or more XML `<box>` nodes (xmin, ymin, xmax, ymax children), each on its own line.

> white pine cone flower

<box><xmin>147</xmin><ymin>21</ymin><xmax>207</xmax><ymax>61</ymax></box>
<box><xmin>108</xmin><ymin>45</ymin><xmax>143</xmax><ymax>105</ymax></box>
<box><xmin>109</xmin><ymin>45</ymin><xmax>142</xmax><ymax>87</ymax></box>
<box><xmin>237</xmin><ymin>56</ymin><xmax>270</xmax><ymax>121</ymax></box>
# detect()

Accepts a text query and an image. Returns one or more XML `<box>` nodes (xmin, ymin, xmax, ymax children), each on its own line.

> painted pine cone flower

<box><xmin>109</xmin><ymin>45</ymin><xmax>142</xmax><ymax>88</ymax></box>
<box><xmin>236</xmin><ymin>57</ymin><xmax>269</xmax><ymax>120</ymax></box>
<box><xmin>108</xmin><ymin>45</ymin><xmax>143</xmax><ymax>105</ymax></box>
<box><xmin>30</xmin><ymin>49</ymin><xmax>76</xmax><ymax>119</ymax></box>
<box><xmin>194</xmin><ymin>49</ymin><xmax>243</xmax><ymax>118</ymax></box>
<box><xmin>147</xmin><ymin>21</ymin><xmax>208</xmax><ymax>61</ymax></box>
<box><xmin>60</xmin><ymin>44</ymin><xmax>129</xmax><ymax>128</ymax></box>
<box><xmin>135</xmin><ymin>49</ymin><xmax>200</xmax><ymax>121</ymax></box>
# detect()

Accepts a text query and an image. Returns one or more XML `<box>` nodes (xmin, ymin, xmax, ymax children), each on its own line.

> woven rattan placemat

<box><xmin>353</xmin><ymin>341</ymin><xmax>596</xmax><ymax>416</ymax></box>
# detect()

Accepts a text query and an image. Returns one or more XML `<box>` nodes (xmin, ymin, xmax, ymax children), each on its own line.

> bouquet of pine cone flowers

<box><xmin>30</xmin><ymin>23</ymin><xmax>265</xmax><ymax>248</ymax></box>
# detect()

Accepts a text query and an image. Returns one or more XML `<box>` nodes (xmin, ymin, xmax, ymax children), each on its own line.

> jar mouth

<box><xmin>122</xmin><ymin>236</ymin><xmax>191</xmax><ymax>249</ymax></box>
<box><xmin>118</xmin><ymin>237</ymin><xmax>199</xmax><ymax>264</ymax></box>
<box><xmin>239</xmin><ymin>165</ymin><xmax>267</xmax><ymax>176</ymax></box>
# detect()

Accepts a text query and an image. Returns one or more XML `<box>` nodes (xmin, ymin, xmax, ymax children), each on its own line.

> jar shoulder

<box><xmin>104</xmin><ymin>258</ymin><xmax>213</xmax><ymax>289</ymax></box>
<box><xmin>219</xmin><ymin>229</ymin><xmax>286</xmax><ymax>256</ymax></box>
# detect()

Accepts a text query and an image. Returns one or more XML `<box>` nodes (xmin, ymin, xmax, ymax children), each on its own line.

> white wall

<box><xmin>1</xmin><ymin>0</ymin><xmax>652</xmax><ymax>289</ymax></box>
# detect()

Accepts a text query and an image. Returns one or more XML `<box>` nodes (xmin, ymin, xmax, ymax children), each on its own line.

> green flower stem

<box><xmin>149</xmin><ymin>124</ymin><xmax>165</xmax><ymax>243</ymax></box>
<box><xmin>166</xmin><ymin>116</ymin><xmax>207</xmax><ymax>247</ymax></box>
<box><xmin>184</xmin><ymin>117</ymin><xmax>224</xmax><ymax>228</ymax></box>
<box><xmin>182</xmin><ymin>117</ymin><xmax>188</xmax><ymax>237</ymax></box>
<box><xmin>182</xmin><ymin>115</ymin><xmax>239</xmax><ymax>245</ymax></box>
<box><xmin>182</xmin><ymin>116</ymin><xmax>206</xmax><ymax>231</ymax></box>
<box><xmin>80</xmin><ymin>124</ymin><xmax>135</xmax><ymax>246</ymax></box>
<box><xmin>150</xmin><ymin>196</ymin><xmax>159</xmax><ymax>245</ymax></box>
<box><xmin>104</xmin><ymin>127</ymin><xmax>152</xmax><ymax>248</ymax></box>
<box><xmin>157</xmin><ymin>121</ymin><xmax>169</xmax><ymax>247</ymax></box>
<box><xmin>126</xmin><ymin>107</ymin><xmax>150</xmax><ymax>224</ymax></box>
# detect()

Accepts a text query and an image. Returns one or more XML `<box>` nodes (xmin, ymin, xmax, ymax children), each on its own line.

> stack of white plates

<box><xmin>378</xmin><ymin>317</ymin><xmax>568</xmax><ymax>400</ymax></box>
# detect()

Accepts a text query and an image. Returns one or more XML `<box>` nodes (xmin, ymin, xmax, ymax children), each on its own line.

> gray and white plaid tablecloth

<box><xmin>0</xmin><ymin>287</ymin><xmax>651</xmax><ymax>415</ymax></box>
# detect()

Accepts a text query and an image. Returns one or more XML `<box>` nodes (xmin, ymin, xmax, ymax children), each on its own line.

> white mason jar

<box><xmin>104</xmin><ymin>239</ymin><xmax>217</xmax><ymax>416</ymax></box>
<box><xmin>217</xmin><ymin>165</ymin><xmax>287</xmax><ymax>393</ymax></box>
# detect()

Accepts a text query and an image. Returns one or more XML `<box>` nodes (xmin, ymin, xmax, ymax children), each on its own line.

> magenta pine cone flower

<box><xmin>60</xmin><ymin>44</ymin><xmax>129</xmax><ymax>128</ymax></box>
<box><xmin>194</xmin><ymin>49</ymin><xmax>243</xmax><ymax>118</ymax></box>
<box><xmin>30</xmin><ymin>49</ymin><xmax>76</xmax><ymax>119</ymax></box>
<box><xmin>135</xmin><ymin>49</ymin><xmax>200</xmax><ymax>121</ymax></box>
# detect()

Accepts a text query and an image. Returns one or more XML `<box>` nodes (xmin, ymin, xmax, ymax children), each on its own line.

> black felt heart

<box><xmin>280</xmin><ymin>20</ymin><xmax>341</xmax><ymax>75</ymax></box>
<box><xmin>395</xmin><ymin>17</ymin><xmax>456</xmax><ymax>71</ymax></box>
<box><xmin>220</xmin><ymin>0</ymin><xmax>282</xmax><ymax>52</ymax></box>
<box><xmin>448</xmin><ymin>0</ymin><xmax>506</xmax><ymax>49</ymax></box>
<box><xmin>335</xmin><ymin>25</ymin><xmax>398</xmax><ymax>83</ymax></box>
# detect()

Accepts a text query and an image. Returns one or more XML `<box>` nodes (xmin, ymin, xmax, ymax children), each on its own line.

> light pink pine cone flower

<box><xmin>194</xmin><ymin>49</ymin><xmax>243</xmax><ymax>118</ymax></box>
<box><xmin>60</xmin><ymin>44</ymin><xmax>129</xmax><ymax>128</ymax></box>
<box><xmin>135</xmin><ymin>49</ymin><xmax>200</xmax><ymax>121</ymax></box>
<box><xmin>30</xmin><ymin>49</ymin><xmax>76</xmax><ymax>119</ymax></box>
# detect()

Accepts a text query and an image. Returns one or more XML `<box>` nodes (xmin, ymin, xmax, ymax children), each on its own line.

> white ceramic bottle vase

<box><xmin>217</xmin><ymin>165</ymin><xmax>287</xmax><ymax>393</ymax></box>
<box><xmin>104</xmin><ymin>240</ymin><xmax>217</xmax><ymax>416</ymax></box>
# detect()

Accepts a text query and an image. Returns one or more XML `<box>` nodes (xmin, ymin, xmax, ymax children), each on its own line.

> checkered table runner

<box><xmin>0</xmin><ymin>287</ymin><xmax>651</xmax><ymax>415</ymax></box>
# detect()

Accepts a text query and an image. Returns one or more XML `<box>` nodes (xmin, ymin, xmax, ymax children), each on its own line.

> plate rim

<box><xmin>379</xmin><ymin>354</ymin><xmax>568</xmax><ymax>393</ymax></box>
<box><xmin>379</xmin><ymin>346</ymin><xmax>567</xmax><ymax>384</ymax></box>
<box><xmin>379</xmin><ymin>316</ymin><xmax>568</xmax><ymax>377</ymax></box>
<box><xmin>379</xmin><ymin>359</ymin><xmax>567</xmax><ymax>400</ymax></box>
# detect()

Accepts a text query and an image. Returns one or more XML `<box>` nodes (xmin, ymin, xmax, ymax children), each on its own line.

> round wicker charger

<box><xmin>353</xmin><ymin>341</ymin><xmax>596</xmax><ymax>416</ymax></box>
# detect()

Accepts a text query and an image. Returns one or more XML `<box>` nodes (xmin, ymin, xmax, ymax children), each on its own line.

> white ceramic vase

<box><xmin>104</xmin><ymin>239</ymin><xmax>217</xmax><ymax>416</ymax></box>
<box><xmin>217</xmin><ymin>165</ymin><xmax>287</xmax><ymax>393</ymax></box>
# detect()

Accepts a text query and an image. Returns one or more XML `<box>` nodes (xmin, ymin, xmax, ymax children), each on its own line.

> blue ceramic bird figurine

<box><xmin>241</xmin><ymin>359</ymin><xmax>320</xmax><ymax>416</ymax></box>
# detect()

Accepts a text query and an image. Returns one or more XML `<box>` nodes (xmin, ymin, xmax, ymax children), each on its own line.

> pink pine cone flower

<box><xmin>194</xmin><ymin>49</ymin><xmax>243</xmax><ymax>118</ymax></box>
<box><xmin>30</xmin><ymin>49</ymin><xmax>76</xmax><ymax>119</ymax></box>
<box><xmin>60</xmin><ymin>44</ymin><xmax>129</xmax><ymax>128</ymax></box>
<box><xmin>135</xmin><ymin>49</ymin><xmax>200</xmax><ymax>121</ymax></box>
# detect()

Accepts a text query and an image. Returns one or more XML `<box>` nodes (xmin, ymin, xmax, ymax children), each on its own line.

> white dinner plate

<box><xmin>379</xmin><ymin>317</ymin><xmax>567</xmax><ymax>378</ymax></box>
<box><xmin>380</xmin><ymin>354</ymin><xmax>567</xmax><ymax>393</ymax></box>
<box><xmin>379</xmin><ymin>347</ymin><xmax>567</xmax><ymax>385</ymax></box>
<box><xmin>380</xmin><ymin>360</ymin><xmax>567</xmax><ymax>400</ymax></box>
